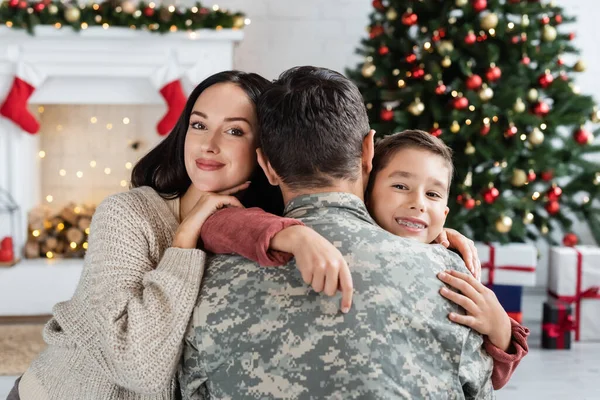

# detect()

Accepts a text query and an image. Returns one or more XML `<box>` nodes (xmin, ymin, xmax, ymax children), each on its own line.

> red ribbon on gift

<box><xmin>482</xmin><ymin>244</ymin><xmax>536</xmax><ymax>287</ymax></box>
<box><xmin>548</xmin><ymin>248</ymin><xmax>600</xmax><ymax>341</ymax></box>
<box><xmin>542</xmin><ymin>304</ymin><xmax>574</xmax><ymax>349</ymax></box>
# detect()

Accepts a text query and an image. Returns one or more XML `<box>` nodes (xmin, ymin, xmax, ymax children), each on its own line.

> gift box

<box><xmin>507</xmin><ymin>311</ymin><xmax>523</xmax><ymax>324</ymax></box>
<box><xmin>542</xmin><ymin>301</ymin><xmax>574</xmax><ymax>349</ymax></box>
<box><xmin>475</xmin><ymin>242</ymin><xmax>537</xmax><ymax>287</ymax></box>
<box><xmin>548</xmin><ymin>246</ymin><xmax>600</xmax><ymax>342</ymax></box>
<box><xmin>491</xmin><ymin>284</ymin><xmax>523</xmax><ymax>313</ymax></box>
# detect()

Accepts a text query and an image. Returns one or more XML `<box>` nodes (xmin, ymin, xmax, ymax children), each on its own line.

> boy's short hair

<box><xmin>366</xmin><ymin>129</ymin><xmax>454</xmax><ymax>197</ymax></box>
<box><xmin>258</xmin><ymin>66</ymin><xmax>370</xmax><ymax>190</ymax></box>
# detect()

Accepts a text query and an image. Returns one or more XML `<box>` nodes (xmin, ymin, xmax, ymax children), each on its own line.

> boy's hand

<box><xmin>434</xmin><ymin>228</ymin><xmax>481</xmax><ymax>280</ymax></box>
<box><xmin>437</xmin><ymin>269</ymin><xmax>512</xmax><ymax>351</ymax></box>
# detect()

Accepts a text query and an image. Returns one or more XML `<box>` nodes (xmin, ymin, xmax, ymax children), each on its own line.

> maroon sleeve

<box><xmin>199</xmin><ymin>207</ymin><xmax>304</xmax><ymax>266</ymax></box>
<box><xmin>484</xmin><ymin>317</ymin><xmax>530</xmax><ymax>390</ymax></box>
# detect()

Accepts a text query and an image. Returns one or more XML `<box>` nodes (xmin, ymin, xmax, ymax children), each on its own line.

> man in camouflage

<box><xmin>180</xmin><ymin>66</ymin><xmax>494</xmax><ymax>399</ymax></box>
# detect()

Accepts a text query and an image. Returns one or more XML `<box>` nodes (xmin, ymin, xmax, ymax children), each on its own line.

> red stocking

<box><xmin>0</xmin><ymin>62</ymin><xmax>46</xmax><ymax>134</ymax></box>
<box><xmin>152</xmin><ymin>61</ymin><xmax>186</xmax><ymax>136</ymax></box>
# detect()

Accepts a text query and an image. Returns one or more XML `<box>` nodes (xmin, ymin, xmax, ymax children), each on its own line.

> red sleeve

<box><xmin>484</xmin><ymin>317</ymin><xmax>530</xmax><ymax>390</ymax></box>
<box><xmin>199</xmin><ymin>207</ymin><xmax>304</xmax><ymax>266</ymax></box>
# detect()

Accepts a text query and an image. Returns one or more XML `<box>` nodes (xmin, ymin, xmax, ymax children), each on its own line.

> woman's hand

<box><xmin>437</xmin><ymin>269</ymin><xmax>512</xmax><ymax>351</ymax></box>
<box><xmin>270</xmin><ymin>226</ymin><xmax>354</xmax><ymax>313</ymax></box>
<box><xmin>433</xmin><ymin>228</ymin><xmax>481</xmax><ymax>280</ymax></box>
<box><xmin>172</xmin><ymin>182</ymin><xmax>249</xmax><ymax>249</ymax></box>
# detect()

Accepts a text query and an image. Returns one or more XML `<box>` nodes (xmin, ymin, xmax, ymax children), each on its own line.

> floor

<box><xmin>1</xmin><ymin>290</ymin><xmax>599</xmax><ymax>399</ymax></box>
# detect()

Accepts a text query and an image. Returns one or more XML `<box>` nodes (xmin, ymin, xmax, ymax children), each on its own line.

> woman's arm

<box><xmin>63</xmin><ymin>194</ymin><xmax>206</xmax><ymax>394</ymax></box>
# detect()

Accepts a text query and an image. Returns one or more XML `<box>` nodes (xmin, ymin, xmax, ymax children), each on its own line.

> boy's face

<box><xmin>368</xmin><ymin>148</ymin><xmax>450</xmax><ymax>244</ymax></box>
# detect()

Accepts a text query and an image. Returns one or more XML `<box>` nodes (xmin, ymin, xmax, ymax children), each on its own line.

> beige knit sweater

<box><xmin>20</xmin><ymin>186</ymin><xmax>206</xmax><ymax>400</ymax></box>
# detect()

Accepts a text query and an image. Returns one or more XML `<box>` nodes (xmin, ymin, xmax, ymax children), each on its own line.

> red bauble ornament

<box><xmin>486</xmin><ymin>66</ymin><xmax>502</xmax><ymax>82</ymax></box>
<box><xmin>483</xmin><ymin>187</ymin><xmax>500</xmax><ymax>204</ymax></box>
<box><xmin>465</xmin><ymin>31</ymin><xmax>477</xmax><ymax>45</ymax></box>
<box><xmin>372</xmin><ymin>0</ymin><xmax>384</xmax><ymax>10</ymax></box>
<box><xmin>532</xmin><ymin>101</ymin><xmax>550</xmax><ymax>117</ymax></box>
<box><xmin>477</xmin><ymin>32</ymin><xmax>488</xmax><ymax>42</ymax></box>
<box><xmin>435</xmin><ymin>83</ymin><xmax>447</xmax><ymax>95</ymax></box>
<box><xmin>17</xmin><ymin>0</ymin><xmax>27</xmax><ymax>8</ymax></box>
<box><xmin>480</xmin><ymin>124</ymin><xmax>491</xmax><ymax>136</ymax></box>
<box><xmin>555</xmin><ymin>15</ymin><xmax>563</xmax><ymax>24</ymax></box>
<box><xmin>557</xmin><ymin>58</ymin><xmax>564</xmax><ymax>66</ymax></box>
<box><xmin>456</xmin><ymin>194</ymin><xmax>464</xmax><ymax>204</ymax></box>
<box><xmin>545</xmin><ymin>200</ymin><xmax>560</xmax><ymax>215</ymax></box>
<box><xmin>472</xmin><ymin>0</ymin><xmax>487</xmax><ymax>12</ymax></box>
<box><xmin>522</xmin><ymin>56</ymin><xmax>531</xmax><ymax>65</ymax></box>
<box><xmin>547</xmin><ymin>186</ymin><xmax>563</xmax><ymax>201</ymax></box>
<box><xmin>430</xmin><ymin>127</ymin><xmax>443</xmax><ymax>137</ymax></box>
<box><xmin>511</xmin><ymin>36</ymin><xmax>520</xmax><ymax>44</ymax></box>
<box><xmin>144</xmin><ymin>6</ymin><xmax>155</xmax><ymax>17</ymax></box>
<box><xmin>465</xmin><ymin>74</ymin><xmax>483</xmax><ymax>90</ymax></box>
<box><xmin>559</xmin><ymin>71</ymin><xmax>568</xmax><ymax>81</ymax></box>
<box><xmin>8</xmin><ymin>0</ymin><xmax>19</xmax><ymax>7</ymax></box>
<box><xmin>438</xmin><ymin>28</ymin><xmax>447</xmax><ymax>38</ymax></box>
<box><xmin>401</xmin><ymin>12</ymin><xmax>418</xmax><ymax>26</ymax></box>
<box><xmin>538</xmin><ymin>72</ymin><xmax>554</xmax><ymax>88</ymax></box>
<box><xmin>574</xmin><ymin>128</ymin><xmax>592</xmax><ymax>145</ymax></box>
<box><xmin>527</xmin><ymin>171</ymin><xmax>537</xmax><ymax>182</ymax></box>
<box><xmin>569</xmin><ymin>32</ymin><xmax>576</xmax><ymax>40</ymax></box>
<box><xmin>412</xmin><ymin>67</ymin><xmax>425</xmax><ymax>79</ymax></box>
<box><xmin>452</xmin><ymin>96</ymin><xmax>469</xmax><ymax>110</ymax></box>
<box><xmin>464</xmin><ymin>198</ymin><xmax>476</xmax><ymax>210</ymax></box>
<box><xmin>380</xmin><ymin>108</ymin><xmax>394</xmax><ymax>122</ymax></box>
<box><xmin>505</xmin><ymin>125</ymin><xmax>518</xmax><ymax>137</ymax></box>
<box><xmin>34</xmin><ymin>2</ymin><xmax>45</xmax><ymax>12</ymax></box>
<box><xmin>563</xmin><ymin>233</ymin><xmax>578</xmax><ymax>247</ymax></box>
<box><xmin>541</xmin><ymin>170</ymin><xmax>553</xmax><ymax>181</ymax></box>
<box><xmin>369</xmin><ymin>25</ymin><xmax>384</xmax><ymax>39</ymax></box>
<box><xmin>541</xmin><ymin>15</ymin><xmax>550</xmax><ymax>25</ymax></box>
<box><xmin>379</xmin><ymin>46</ymin><xmax>390</xmax><ymax>56</ymax></box>
<box><xmin>406</xmin><ymin>53</ymin><xmax>417</xmax><ymax>63</ymax></box>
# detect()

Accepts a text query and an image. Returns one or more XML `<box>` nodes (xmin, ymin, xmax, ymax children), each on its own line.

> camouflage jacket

<box><xmin>180</xmin><ymin>192</ymin><xmax>494</xmax><ymax>400</ymax></box>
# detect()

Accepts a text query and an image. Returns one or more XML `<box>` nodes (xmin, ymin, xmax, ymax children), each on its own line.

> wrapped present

<box><xmin>507</xmin><ymin>311</ymin><xmax>523</xmax><ymax>324</ymax></box>
<box><xmin>542</xmin><ymin>301</ymin><xmax>574</xmax><ymax>349</ymax></box>
<box><xmin>548</xmin><ymin>246</ymin><xmax>600</xmax><ymax>342</ymax></box>
<box><xmin>491</xmin><ymin>284</ymin><xmax>522</xmax><ymax>313</ymax></box>
<box><xmin>475</xmin><ymin>242</ymin><xmax>537</xmax><ymax>287</ymax></box>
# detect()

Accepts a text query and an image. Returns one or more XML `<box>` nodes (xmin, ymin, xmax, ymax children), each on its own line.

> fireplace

<box><xmin>0</xmin><ymin>26</ymin><xmax>242</xmax><ymax>315</ymax></box>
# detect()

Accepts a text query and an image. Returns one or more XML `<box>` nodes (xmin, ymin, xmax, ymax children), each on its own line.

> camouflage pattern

<box><xmin>180</xmin><ymin>192</ymin><xmax>494</xmax><ymax>400</ymax></box>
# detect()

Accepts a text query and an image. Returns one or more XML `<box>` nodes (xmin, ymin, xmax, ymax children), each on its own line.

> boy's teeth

<box><xmin>396</xmin><ymin>219</ymin><xmax>426</xmax><ymax>229</ymax></box>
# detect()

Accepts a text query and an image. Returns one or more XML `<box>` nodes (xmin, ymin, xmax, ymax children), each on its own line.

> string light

<box><xmin>191</xmin><ymin>6</ymin><xmax>198</xmax><ymax>12</ymax></box>
<box><xmin>212</xmin><ymin>4</ymin><xmax>219</xmax><ymax>11</ymax></box>
<box><xmin>38</xmin><ymin>106</ymin><xmax>44</xmax><ymax>113</ymax></box>
<box><xmin>168</xmin><ymin>5</ymin><xmax>175</xmax><ymax>12</ymax></box>
<box><xmin>85</xmin><ymin>228</ymin><xmax>90</xmax><ymax>235</ymax></box>
<box><xmin>76</xmin><ymin>171</ymin><xmax>83</xmax><ymax>178</ymax></box>
<box><xmin>104</xmin><ymin>168</ymin><xmax>111</xmax><ymax>175</ymax></box>
<box><xmin>122</xmin><ymin>117</ymin><xmax>130</xmax><ymax>125</ymax></box>
<box><xmin>39</xmin><ymin>151</ymin><xmax>46</xmax><ymax>158</ymax></box>
<box><xmin>90</xmin><ymin>117</ymin><xmax>97</xmax><ymax>123</ymax></box>
<box><xmin>520</xmin><ymin>134</ymin><xmax>527</xmax><ymax>141</ymax></box>
<box><xmin>32</xmin><ymin>230</ymin><xmax>40</xmax><ymax>237</ymax></box>
<box><xmin>59</xmin><ymin>169</ymin><xmax>67</xmax><ymax>176</ymax></box>
<box><xmin>83</xmin><ymin>242</ymin><xmax>88</xmax><ymax>249</ymax></box>
<box><xmin>81</xmin><ymin>22</ymin><xmax>88</xmax><ymax>29</ymax></box>
<box><xmin>532</xmin><ymin>192</ymin><xmax>541</xmax><ymax>200</ymax></box>
<box><xmin>106</xmin><ymin>123</ymin><xmax>113</xmax><ymax>130</ymax></box>
<box><xmin>74</xmin><ymin>207</ymin><xmax>81</xmax><ymax>214</ymax></box>
<box><xmin>244</xmin><ymin>18</ymin><xmax>251</xmax><ymax>25</ymax></box>
<box><xmin>70</xmin><ymin>242</ymin><xmax>77</xmax><ymax>249</ymax></box>
<box><xmin>57</xmin><ymin>223</ymin><xmax>65</xmax><ymax>231</ymax></box>
<box><xmin>90</xmin><ymin>161</ymin><xmax>97</xmax><ymax>168</ymax></box>
<box><xmin>46</xmin><ymin>195</ymin><xmax>53</xmax><ymax>203</ymax></box>
<box><xmin>125</xmin><ymin>162</ymin><xmax>133</xmax><ymax>169</ymax></box>
<box><xmin>102</xmin><ymin>23</ymin><xmax>109</xmax><ymax>29</ymax></box>
<box><xmin>46</xmin><ymin>251</ymin><xmax>54</xmax><ymax>259</ymax></box>
<box><xmin>120</xmin><ymin>180</ymin><xmax>128</xmax><ymax>187</ymax></box>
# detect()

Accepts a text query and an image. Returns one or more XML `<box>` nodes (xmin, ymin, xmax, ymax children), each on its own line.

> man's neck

<box><xmin>281</xmin><ymin>180</ymin><xmax>365</xmax><ymax>206</ymax></box>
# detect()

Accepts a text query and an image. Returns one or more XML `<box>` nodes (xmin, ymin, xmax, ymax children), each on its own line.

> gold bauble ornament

<box><xmin>386</xmin><ymin>8</ymin><xmax>398</xmax><ymax>20</ymax></box>
<box><xmin>233</xmin><ymin>15</ymin><xmax>245</xmax><ymax>29</ymax></box>
<box><xmin>455</xmin><ymin>0</ymin><xmax>468</xmax><ymax>6</ymax></box>
<box><xmin>465</xmin><ymin>142</ymin><xmax>476</xmax><ymax>155</ymax></box>
<box><xmin>480</xmin><ymin>13</ymin><xmax>499</xmax><ymax>30</ymax></box>
<box><xmin>523</xmin><ymin>212</ymin><xmax>534</xmax><ymax>225</ymax></box>
<box><xmin>511</xmin><ymin>169</ymin><xmax>528</xmax><ymax>187</ymax></box>
<box><xmin>527</xmin><ymin>88</ymin><xmax>539</xmax><ymax>102</ymax></box>
<box><xmin>573</xmin><ymin>60</ymin><xmax>587</xmax><ymax>72</ymax></box>
<box><xmin>64</xmin><ymin>6</ymin><xmax>81</xmax><ymax>23</ymax></box>
<box><xmin>362</xmin><ymin>62</ymin><xmax>376</xmax><ymax>78</ymax></box>
<box><xmin>541</xmin><ymin>224</ymin><xmax>549</xmax><ymax>235</ymax></box>
<box><xmin>437</xmin><ymin>41</ymin><xmax>454</xmax><ymax>55</ymax></box>
<box><xmin>513</xmin><ymin>98</ymin><xmax>526</xmax><ymax>113</ymax></box>
<box><xmin>591</xmin><ymin>107</ymin><xmax>600</xmax><ymax>123</ymax></box>
<box><xmin>48</xmin><ymin>4</ymin><xmax>58</xmax><ymax>14</ymax></box>
<box><xmin>479</xmin><ymin>86</ymin><xmax>494</xmax><ymax>102</ymax></box>
<box><xmin>450</xmin><ymin>120</ymin><xmax>460</xmax><ymax>133</ymax></box>
<box><xmin>542</xmin><ymin>25</ymin><xmax>557</xmax><ymax>42</ymax></box>
<box><xmin>121</xmin><ymin>0</ymin><xmax>136</xmax><ymax>14</ymax></box>
<box><xmin>495</xmin><ymin>216</ymin><xmax>513</xmax><ymax>233</ymax></box>
<box><xmin>441</xmin><ymin>57</ymin><xmax>452</xmax><ymax>68</ymax></box>
<box><xmin>408</xmin><ymin>98</ymin><xmax>425</xmax><ymax>116</ymax></box>
<box><xmin>570</xmin><ymin>83</ymin><xmax>581</xmax><ymax>95</ymax></box>
<box><xmin>528</xmin><ymin>128</ymin><xmax>545</xmax><ymax>145</ymax></box>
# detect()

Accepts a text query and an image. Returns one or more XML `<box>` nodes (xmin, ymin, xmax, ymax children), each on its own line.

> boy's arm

<box><xmin>483</xmin><ymin>317</ymin><xmax>530</xmax><ymax>390</ymax></box>
<box><xmin>200</xmin><ymin>207</ymin><xmax>302</xmax><ymax>266</ymax></box>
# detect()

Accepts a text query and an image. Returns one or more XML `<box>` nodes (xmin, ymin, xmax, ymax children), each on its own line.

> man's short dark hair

<box><xmin>258</xmin><ymin>66</ymin><xmax>370</xmax><ymax>190</ymax></box>
<box><xmin>366</xmin><ymin>129</ymin><xmax>454</xmax><ymax>198</ymax></box>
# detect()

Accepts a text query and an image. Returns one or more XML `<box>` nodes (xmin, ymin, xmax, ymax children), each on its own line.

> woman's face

<box><xmin>184</xmin><ymin>82</ymin><xmax>259</xmax><ymax>193</ymax></box>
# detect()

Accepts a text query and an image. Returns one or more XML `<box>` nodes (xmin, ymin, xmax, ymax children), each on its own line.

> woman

<box><xmin>11</xmin><ymin>71</ymin><xmax>476</xmax><ymax>400</ymax></box>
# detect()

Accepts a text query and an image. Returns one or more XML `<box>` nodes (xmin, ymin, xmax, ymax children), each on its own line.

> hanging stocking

<box><xmin>151</xmin><ymin>61</ymin><xmax>186</xmax><ymax>136</ymax></box>
<box><xmin>0</xmin><ymin>62</ymin><xmax>46</xmax><ymax>134</ymax></box>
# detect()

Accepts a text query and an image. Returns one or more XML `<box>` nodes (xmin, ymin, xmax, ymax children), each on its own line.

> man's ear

<box><xmin>444</xmin><ymin>206</ymin><xmax>450</xmax><ymax>217</ymax></box>
<box><xmin>362</xmin><ymin>129</ymin><xmax>376</xmax><ymax>176</ymax></box>
<box><xmin>256</xmin><ymin>148</ymin><xmax>280</xmax><ymax>186</ymax></box>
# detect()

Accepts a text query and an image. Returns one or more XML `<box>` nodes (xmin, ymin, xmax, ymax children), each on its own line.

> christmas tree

<box><xmin>348</xmin><ymin>0</ymin><xmax>600</xmax><ymax>244</ymax></box>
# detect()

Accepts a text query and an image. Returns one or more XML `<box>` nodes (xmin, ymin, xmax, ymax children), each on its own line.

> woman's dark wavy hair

<box><xmin>131</xmin><ymin>70</ymin><xmax>284</xmax><ymax>215</ymax></box>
